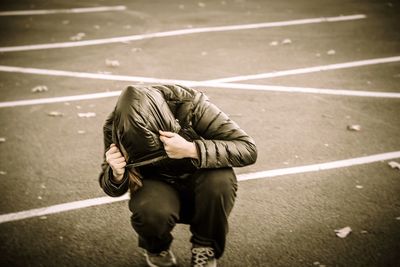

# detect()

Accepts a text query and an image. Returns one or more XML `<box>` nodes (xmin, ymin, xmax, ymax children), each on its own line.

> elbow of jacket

<box><xmin>247</xmin><ymin>142</ymin><xmax>258</xmax><ymax>165</ymax></box>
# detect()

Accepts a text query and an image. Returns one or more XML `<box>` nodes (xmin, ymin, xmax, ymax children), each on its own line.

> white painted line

<box><xmin>0</xmin><ymin>65</ymin><xmax>399</xmax><ymax>108</ymax></box>
<box><xmin>0</xmin><ymin>91</ymin><xmax>122</xmax><ymax>108</ymax></box>
<box><xmin>205</xmin><ymin>82</ymin><xmax>400</xmax><ymax>98</ymax></box>
<box><xmin>0</xmin><ymin>195</ymin><xmax>130</xmax><ymax>224</ymax></box>
<box><xmin>0</xmin><ymin>151</ymin><xmax>399</xmax><ymax>224</ymax></box>
<box><xmin>1</xmin><ymin>83</ymin><xmax>400</xmax><ymax>108</ymax></box>
<box><xmin>0</xmin><ymin>6</ymin><xmax>126</xmax><ymax>16</ymax></box>
<box><xmin>0</xmin><ymin>65</ymin><xmax>199</xmax><ymax>85</ymax></box>
<box><xmin>238</xmin><ymin>151</ymin><xmax>400</xmax><ymax>181</ymax></box>
<box><xmin>205</xmin><ymin>56</ymin><xmax>400</xmax><ymax>83</ymax></box>
<box><xmin>0</xmin><ymin>14</ymin><xmax>366</xmax><ymax>52</ymax></box>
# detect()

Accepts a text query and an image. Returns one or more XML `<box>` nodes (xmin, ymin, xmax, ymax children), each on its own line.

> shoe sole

<box><xmin>144</xmin><ymin>251</ymin><xmax>177</xmax><ymax>267</ymax></box>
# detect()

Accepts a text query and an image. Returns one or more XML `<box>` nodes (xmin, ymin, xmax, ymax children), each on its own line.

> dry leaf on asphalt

<box><xmin>47</xmin><ymin>111</ymin><xmax>64</xmax><ymax>117</ymax></box>
<box><xmin>327</xmin><ymin>49</ymin><xmax>336</xmax><ymax>55</ymax></box>
<box><xmin>0</xmin><ymin>137</ymin><xmax>6</xmax><ymax>143</ymax></box>
<box><xmin>347</xmin><ymin>124</ymin><xmax>361</xmax><ymax>131</ymax></box>
<box><xmin>78</xmin><ymin>112</ymin><xmax>96</xmax><ymax>118</ymax></box>
<box><xmin>282</xmin><ymin>38</ymin><xmax>292</xmax><ymax>44</ymax></box>
<box><xmin>31</xmin><ymin>85</ymin><xmax>48</xmax><ymax>93</ymax></box>
<box><xmin>70</xmin><ymin>32</ymin><xmax>86</xmax><ymax>41</ymax></box>
<box><xmin>269</xmin><ymin>41</ymin><xmax>279</xmax><ymax>46</ymax></box>
<box><xmin>105</xmin><ymin>59</ymin><xmax>120</xmax><ymax>67</ymax></box>
<box><xmin>388</xmin><ymin>161</ymin><xmax>400</xmax><ymax>170</ymax></box>
<box><xmin>335</xmin><ymin>226</ymin><xmax>352</xmax><ymax>238</ymax></box>
<box><xmin>0</xmin><ymin>171</ymin><xmax>7</xmax><ymax>175</ymax></box>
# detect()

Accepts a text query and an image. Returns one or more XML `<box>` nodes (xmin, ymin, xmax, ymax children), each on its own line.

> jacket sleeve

<box><xmin>98</xmin><ymin>111</ymin><xmax>129</xmax><ymax>197</ymax></box>
<box><xmin>191</xmin><ymin>93</ymin><xmax>257</xmax><ymax>169</ymax></box>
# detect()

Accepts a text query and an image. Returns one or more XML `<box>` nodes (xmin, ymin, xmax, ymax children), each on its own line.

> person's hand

<box><xmin>105</xmin><ymin>144</ymin><xmax>126</xmax><ymax>182</ymax></box>
<box><xmin>159</xmin><ymin>130</ymin><xmax>198</xmax><ymax>159</ymax></box>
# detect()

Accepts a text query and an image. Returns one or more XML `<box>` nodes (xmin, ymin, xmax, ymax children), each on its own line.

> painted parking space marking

<box><xmin>0</xmin><ymin>151</ymin><xmax>399</xmax><ymax>224</ymax></box>
<box><xmin>0</xmin><ymin>91</ymin><xmax>122</xmax><ymax>108</ymax></box>
<box><xmin>0</xmin><ymin>14</ymin><xmax>366</xmax><ymax>52</ymax></box>
<box><xmin>1</xmin><ymin>83</ymin><xmax>400</xmax><ymax>109</ymax></box>
<box><xmin>0</xmin><ymin>6</ymin><xmax>126</xmax><ymax>16</ymax></box>
<box><xmin>204</xmin><ymin>56</ymin><xmax>400</xmax><ymax>83</ymax></box>
<box><xmin>0</xmin><ymin>64</ymin><xmax>399</xmax><ymax>109</ymax></box>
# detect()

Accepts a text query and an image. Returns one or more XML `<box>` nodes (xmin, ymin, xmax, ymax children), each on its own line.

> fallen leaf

<box><xmin>356</xmin><ymin>185</ymin><xmax>363</xmax><ymax>189</ymax></box>
<box><xmin>335</xmin><ymin>226</ymin><xmax>352</xmax><ymax>238</ymax></box>
<box><xmin>38</xmin><ymin>196</ymin><xmax>43</xmax><ymax>200</ymax></box>
<box><xmin>0</xmin><ymin>137</ymin><xmax>5</xmax><ymax>143</ymax></box>
<box><xmin>282</xmin><ymin>38</ymin><xmax>292</xmax><ymax>45</ymax></box>
<box><xmin>31</xmin><ymin>85</ymin><xmax>48</xmax><ymax>93</ymax></box>
<box><xmin>327</xmin><ymin>49</ymin><xmax>336</xmax><ymax>55</ymax></box>
<box><xmin>0</xmin><ymin>171</ymin><xmax>7</xmax><ymax>175</ymax></box>
<box><xmin>47</xmin><ymin>111</ymin><xmax>64</xmax><ymax>117</ymax></box>
<box><xmin>105</xmin><ymin>59</ymin><xmax>120</xmax><ymax>67</ymax></box>
<box><xmin>78</xmin><ymin>112</ymin><xmax>96</xmax><ymax>118</ymax></box>
<box><xmin>70</xmin><ymin>32</ymin><xmax>86</xmax><ymax>41</ymax></box>
<box><xmin>388</xmin><ymin>161</ymin><xmax>400</xmax><ymax>170</ymax></box>
<box><xmin>347</xmin><ymin>124</ymin><xmax>361</xmax><ymax>131</ymax></box>
<box><xmin>269</xmin><ymin>41</ymin><xmax>279</xmax><ymax>46</ymax></box>
<box><xmin>396</xmin><ymin>217</ymin><xmax>400</xmax><ymax>220</ymax></box>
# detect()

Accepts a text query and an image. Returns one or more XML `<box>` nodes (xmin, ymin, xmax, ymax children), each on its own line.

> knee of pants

<box><xmin>197</xmin><ymin>169</ymin><xmax>238</xmax><ymax>198</ymax></box>
<box><xmin>130</xmin><ymin>201</ymin><xmax>178</xmax><ymax>236</ymax></box>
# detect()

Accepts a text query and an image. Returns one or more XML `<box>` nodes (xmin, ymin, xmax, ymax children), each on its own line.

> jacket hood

<box><xmin>112</xmin><ymin>86</ymin><xmax>181</xmax><ymax>165</ymax></box>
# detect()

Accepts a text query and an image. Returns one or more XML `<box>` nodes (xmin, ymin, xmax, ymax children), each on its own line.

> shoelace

<box><xmin>192</xmin><ymin>247</ymin><xmax>215</xmax><ymax>267</ymax></box>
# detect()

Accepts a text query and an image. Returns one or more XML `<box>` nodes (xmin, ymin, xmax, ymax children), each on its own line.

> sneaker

<box><xmin>144</xmin><ymin>250</ymin><xmax>177</xmax><ymax>267</ymax></box>
<box><xmin>191</xmin><ymin>247</ymin><xmax>217</xmax><ymax>267</ymax></box>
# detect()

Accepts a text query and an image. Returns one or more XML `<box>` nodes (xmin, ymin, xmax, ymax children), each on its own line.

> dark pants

<box><xmin>128</xmin><ymin>168</ymin><xmax>237</xmax><ymax>259</ymax></box>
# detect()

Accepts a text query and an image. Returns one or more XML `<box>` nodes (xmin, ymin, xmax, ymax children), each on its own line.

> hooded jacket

<box><xmin>99</xmin><ymin>84</ymin><xmax>257</xmax><ymax>197</ymax></box>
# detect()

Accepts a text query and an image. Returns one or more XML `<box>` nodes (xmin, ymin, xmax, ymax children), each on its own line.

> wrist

<box><xmin>111</xmin><ymin>172</ymin><xmax>124</xmax><ymax>184</ymax></box>
<box><xmin>187</xmin><ymin>142</ymin><xmax>199</xmax><ymax>159</ymax></box>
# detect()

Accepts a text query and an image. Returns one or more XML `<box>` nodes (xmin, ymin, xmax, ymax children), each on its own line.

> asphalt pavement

<box><xmin>0</xmin><ymin>1</ymin><xmax>399</xmax><ymax>266</ymax></box>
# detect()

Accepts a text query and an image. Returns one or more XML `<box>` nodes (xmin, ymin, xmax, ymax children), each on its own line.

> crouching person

<box><xmin>99</xmin><ymin>84</ymin><xmax>257</xmax><ymax>267</ymax></box>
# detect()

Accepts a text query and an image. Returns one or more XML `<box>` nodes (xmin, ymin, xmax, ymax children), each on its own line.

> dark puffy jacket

<box><xmin>99</xmin><ymin>84</ymin><xmax>257</xmax><ymax>197</ymax></box>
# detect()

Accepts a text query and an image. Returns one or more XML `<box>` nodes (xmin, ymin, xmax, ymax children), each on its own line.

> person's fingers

<box><xmin>112</xmin><ymin>156</ymin><xmax>126</xmax><ymax>164</ymax></box>
<box><xmin>159</xmin><ymin>135</ymin><xmax>167</xmax><ymax>144</ymax></box>
<box><xmin>108</xmin><ymin>151</ymin><xmax>123</xmax><ymax>159</ymax></box>
<box><xmin>110</xmin><ymin>143</ymin><xmax>116</xmax><ymax>148</ymax></box>
<box><xmin>159</xmin><ymin>130</ymin><xmax>175</xmax><ymax>138</ymax></box>
<box><xmin>107</xmin><ymin>146</ymin><xmax>118</xmax><ymax>155</ymax></box>
<box><xmin>113</xmin><ymin>162</ymin><xmax>126</xmax><ymax>169</ymax></box>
